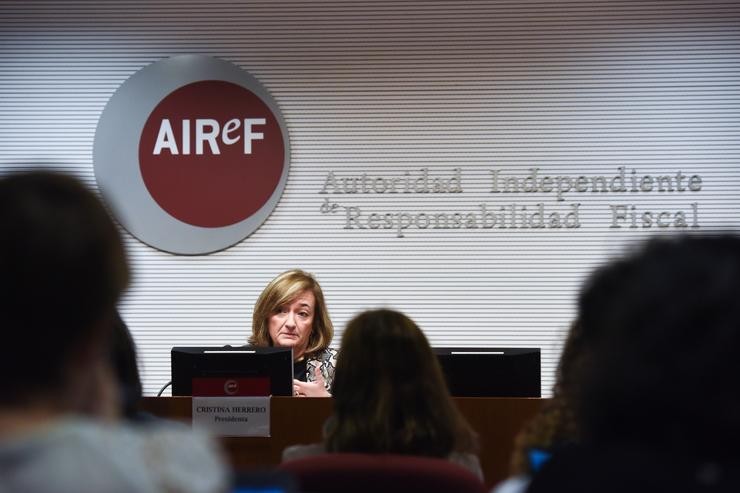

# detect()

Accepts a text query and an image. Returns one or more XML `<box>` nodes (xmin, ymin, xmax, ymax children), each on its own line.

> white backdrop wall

<box><xmin>1</xmin><ymin>0</ymin><xmax>739</xmax><ymax>396</ymax></box>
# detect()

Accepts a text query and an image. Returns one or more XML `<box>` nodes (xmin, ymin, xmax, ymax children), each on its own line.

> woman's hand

<box><xmin>293</xmin><ymin>367</ymin><xmax>331</xmax><ymax>397</ymax></box>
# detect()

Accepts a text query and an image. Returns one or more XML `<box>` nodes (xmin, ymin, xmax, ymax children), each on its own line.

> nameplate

<box><xmin>192</xmin><ymin>396</ymin><xmax>270</xmax><ymax>437</ymax></box>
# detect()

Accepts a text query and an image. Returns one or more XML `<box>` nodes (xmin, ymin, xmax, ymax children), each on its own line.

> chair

<box><xmin>278</xmin><ymin>452</ymin><xmax>486</xmax><ymax>493</ymax></box>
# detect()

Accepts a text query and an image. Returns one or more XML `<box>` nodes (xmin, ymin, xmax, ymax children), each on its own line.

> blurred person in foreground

<box><xmin>528</xmin><ymin>234</ymin><xmax>740</xmax><ymax>493</ymax></box>
<box><xmin>0</xmin><ymin>170</ymin><xmax>228</xmax><ymax>493</ymax></box>
<box><xmin>249</xmin><ymin>269</ymin><xmax>337</xmax><ymax>397</ymax></box>
<box><xmin>110</xmin><ymin>310</ymin><xmax>160</xmax><ymax>423</ymax></box>
<box><xmin>491</xmin><ymin>320</ymin><xmax>584</xmax><ymax>493</ymax></box>
<box><xmin>282</xmin><ymin>308</ymin><xmax>483</xmax><ymax>480</ymax></box>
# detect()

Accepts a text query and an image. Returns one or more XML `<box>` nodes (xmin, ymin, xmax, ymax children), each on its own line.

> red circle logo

<box><xmin>224</xmin><ymin>379</ymin><xmax>239</xmax><ymax>395</ymax></box>
<box><xmin>139</xmin><ymin>80</ymin><xmax>285</xmax><ymax>228</ymax></box>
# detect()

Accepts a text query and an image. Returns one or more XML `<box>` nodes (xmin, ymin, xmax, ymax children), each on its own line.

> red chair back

<box><xmin>278</xmin><ymin>452</ymin><xmax>486</xmax><ymax>493</ymax></box>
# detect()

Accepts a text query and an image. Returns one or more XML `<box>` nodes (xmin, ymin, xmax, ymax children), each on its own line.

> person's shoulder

<box><xmin>69</xmin><ymin>418</ymin><xmax>230</xmax><ymax>493</ymax></box>
<box><xmin>282</xmin><ymin>442</ymin><xmax>326</xmax><ymax>462</ymax></box>
<box><xmin>0</xmin><ymin>419</ymin><xmax>153</xmax><ymax>493</ymax></box>
<box><xmin>448</xmin><ymin>450</ymin><xmax>485</xmax><ymax>481</ymax></box>
<box><xmin>321</xmin><ymin>347</ymin><xmax>338</xmax><ymax>358</ymax></box>
<box><xmin>491</xmin><ymin>475</ymin><xmax>531</xmax><ymax>493</ymax></box>
<box><xmin>309</xmin><ymin>347</ymin><xmax>338</xmax><ymax>364</ymax></box>
<box><xmin>526</xmin><ymin>443</ymin><xmax>740</xmax><ymax>493</ymax></box>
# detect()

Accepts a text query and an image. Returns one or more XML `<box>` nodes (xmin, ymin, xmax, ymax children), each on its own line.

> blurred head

<box><xmin>575</xmin><ymin>234</ymin><xmax>740</xmax><ymax>459</ymax></box>
<box><xmin>250</xmin><ymin>269</ymin><xmax>333</xmax><ymax>360</ymax></box>
<box><xmin>0</xmin><ymin>170</ymin><xmax>129</xmax><ymax>406</ymax></box>
<box><xmin>325</xmin><ymin>309</ymin><xmax>477</xmax><ymax>457</ymax></box>
<box><xmin>509</xmin><ymin>319</ymin><xmax>584</xmax><ymax>475</ymax></box>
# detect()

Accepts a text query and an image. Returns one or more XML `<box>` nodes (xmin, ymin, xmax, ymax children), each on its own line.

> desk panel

<box><xmin>140</xmin><ymin>397</ymin><xmax>545</xmax><ymax>488</ymax></box>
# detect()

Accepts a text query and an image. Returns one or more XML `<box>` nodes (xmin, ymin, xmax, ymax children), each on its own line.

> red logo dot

<box><xmin>139</xmin><ymin>80</ymin><xmax>285</xmax><ymax>228</ymax></box>
<box><xmin>224</xmin><ymin>379</ymin><xmax>239</xmax><ymax>395</ymax></box>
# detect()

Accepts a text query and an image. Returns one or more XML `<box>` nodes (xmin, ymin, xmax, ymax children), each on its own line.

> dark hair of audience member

<box><xmin>110</xmin><ymin>311</ymin><xmax>144</xmax><ymax>420</ymax></box>
<box><xmin>0</xmin><ymin>170</ymin><xmax>129</xmax><ymax>406</ymax></box>
<box><xmin>508</xmin><ymin>319</ymin><xmax>583</xmax><ymax>475</ymax></box>
<box><xmin>325</xmin><ymin>309</ymin><xmax>478</xmax><ymax>458</ymax></box>
<box><xmin>574</xmin><ymin>234</ymin><xmax>740</xmax><ymax>461</ymax></box>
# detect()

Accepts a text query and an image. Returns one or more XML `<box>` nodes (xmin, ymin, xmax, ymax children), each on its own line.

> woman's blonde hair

<box><xmin>249</xmin><ymin>269</ymin><xmax>333</xmax><ymax>358</ymax></box>
<box><xmin>325</xmin><ymin>309</ymin><xmax>478</xmax><ymax>457</ymax></box>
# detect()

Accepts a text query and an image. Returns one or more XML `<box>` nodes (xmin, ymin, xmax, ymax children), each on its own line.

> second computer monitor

<box><xmin>434</xmin><ymin>347</ymin><xmax>541</xmax><ymax>397</ymax></box>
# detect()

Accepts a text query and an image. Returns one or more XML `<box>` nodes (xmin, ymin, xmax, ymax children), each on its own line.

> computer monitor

<box><xmin>434</xmin><ymin>347</ymin><xmax>541</xmax><ymax>397</ymax></box>
<box><xmin>171</xmin><ymin>346</ymin><xmax>294</xmax><ymax>397</ymax></box>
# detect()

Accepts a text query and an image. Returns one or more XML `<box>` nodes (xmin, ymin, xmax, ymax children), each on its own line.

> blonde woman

<box><xmin>250</xmin><ymin>269</ymin><xmax>337</xmax><ymax>397</ymax></box>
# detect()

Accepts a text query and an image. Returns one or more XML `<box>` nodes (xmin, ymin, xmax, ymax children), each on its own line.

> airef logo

<box><xmin>94</xmin><ymin>55</ymin><xmax>290</xmax><ymax>254</ymax></box>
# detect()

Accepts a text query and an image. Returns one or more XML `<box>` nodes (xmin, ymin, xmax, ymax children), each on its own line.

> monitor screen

<box><xmin>434</xmin><ymin>347</ymin><xmax>541</xmax><ymax>397</ymax></box>
<box><xmin>171</xmin><ymin>346</ymin><xmax>294</xmax><ymax>397</ymax></box>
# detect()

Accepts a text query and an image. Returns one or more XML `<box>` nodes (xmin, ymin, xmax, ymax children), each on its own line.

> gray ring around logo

<box><xmin>93</xmin><ymin>55</ymin><xmax>290</xmax><ymax>255</ymax></box>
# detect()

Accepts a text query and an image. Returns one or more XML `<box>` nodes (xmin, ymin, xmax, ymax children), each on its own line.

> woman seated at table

<box><xmin>282</xmin><ymin>309</ymin><xmax>483</xmax><ymax>480</ymax></box>
<box><xmin>249</xmin><ymin>269</ymin><xmax>337</xmax><ymax>397</ymax></box>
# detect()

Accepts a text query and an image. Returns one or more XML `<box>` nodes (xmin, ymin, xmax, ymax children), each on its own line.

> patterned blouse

<box><xmin>305</xmin><ymin>347</ymin><xmax>338</xmax><ymax>392</ymax></box>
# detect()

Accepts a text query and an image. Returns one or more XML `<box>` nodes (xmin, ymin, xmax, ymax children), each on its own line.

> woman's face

<box><xmin>268</xmin><ymin>289</ymin><xmax>316</xmax><ymax>360</ymax></box>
